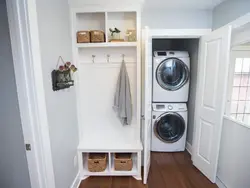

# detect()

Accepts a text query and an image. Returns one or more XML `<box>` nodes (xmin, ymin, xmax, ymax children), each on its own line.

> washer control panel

<box><xmin>153</xmin><ymin>103</ymin><xmax>187</xmax><ymax>112</ymax></box>
<box><xmin>168</xmin><ymin>105</ymin><xmax>173</xmax><ymax>110</ymax></box>
<box><xmin>153</xmin><ymin>51</ymin><xmax>189</xmax><ymax>58</ymax></box>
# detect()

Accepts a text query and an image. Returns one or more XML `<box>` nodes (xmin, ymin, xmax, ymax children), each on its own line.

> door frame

<box><xmin>144</xmin><ymin>28</ymin><xmax>211</xmax><ymax>146</ymax></box>
<box><xmin>148</xmin><ymin>29</ymin><xmax>211</xmax><ymax>39</ymax></box>
<box><xmin>141</xmin><ymin>28</ymin><xmax>210</xmax><ymax>184</ymax></box>
<box><xmin>6</xmin><ymin>0</ymin><xmax>55</xmax><ymax>188</ymax></box>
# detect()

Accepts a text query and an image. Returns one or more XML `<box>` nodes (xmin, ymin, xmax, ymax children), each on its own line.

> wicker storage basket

<box><xmin>88</xmin><ymin>153</ymin><xmax>107</xmax><ymax>172</ymax></box>
<box><xmin>90</xmin><ymin>30</ymin><xmax>105</xmax><ymax>43</ymax></box>
<box><xmin>77</xmin><ymin>31</ymin><xmax>90</xmax><ymax>43</ymax></box>
<box><xmin>114</xmin><ymin>153</ymin><xmax>133</xmax><ymax>171</ymax></box>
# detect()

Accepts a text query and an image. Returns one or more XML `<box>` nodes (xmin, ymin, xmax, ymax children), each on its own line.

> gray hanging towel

<box><xmin>113</xmin><ymin>60</ymin><xmax>132</xmax><ymax>126</ymax></box>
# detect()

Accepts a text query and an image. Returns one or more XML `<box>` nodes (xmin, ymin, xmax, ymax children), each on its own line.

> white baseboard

<box><xmin>70</xmin><ymin>172</ymin><xmax>81</xmax><ymax>188</ymax></box>
<box><xmin>216</xmin><ymin>177</ymin><xmax>227</xmax><ymax>188</ymax></box>
<box><xmin>186</xmin><ymin>142</ymin><xmax>192</xmax><ymax>155</ymax></box>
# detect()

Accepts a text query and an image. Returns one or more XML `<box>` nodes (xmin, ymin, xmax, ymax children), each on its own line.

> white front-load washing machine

<box><xmin>151</xmin><ymin>103</ymin><xmax>187</xmax><ymax>152</ymax></box>
<box><xmin>153</xmin><ymin>51</ymin><xmax>190</xmax><ymax>102</ymax></box>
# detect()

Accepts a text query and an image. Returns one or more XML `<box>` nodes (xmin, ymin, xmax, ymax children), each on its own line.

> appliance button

<box><xmin>168</xmin><ymin>105</ymin><xmax>173</xmax><ymax>110</ymax></box>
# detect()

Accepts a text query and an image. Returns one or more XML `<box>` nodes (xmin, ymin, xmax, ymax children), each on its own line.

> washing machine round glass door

<box><xmin>156</xmin><ymin>58</ymin><xmax>189</xmax><ymax>91</ymax></box>
<box><xmin>154</xmin><ymin>112</ymin><xmax>185</xmax><ymax>143</ymax></box>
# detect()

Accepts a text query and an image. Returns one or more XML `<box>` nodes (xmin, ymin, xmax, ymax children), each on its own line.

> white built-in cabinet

<box><xmin>70</xmin><ymin>3</ymin><xmax>235</xmax><ymax>185</ymax></box>
<box><xmin>71</xmin><ymin>7</ymin><xmax>142</xmax><ymax>180</ymax></box>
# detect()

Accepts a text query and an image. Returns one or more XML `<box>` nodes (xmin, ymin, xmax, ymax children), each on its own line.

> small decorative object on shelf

<box><xmin>77</xmin><ymin>31</ymin><xmax>90</xmax><ymax>43</ymax></box>
<box><xmin>109</xmin><ymin>27</ymin><xmax>124</xmax><ymax>42</ymax></box>
<box><xmin>126</xmin><ymin>29</ymin><xmax>136</xmax><ymax>42</ymax></box>
<box><xmin>88</xmin><ymin>153</ymin><xmax>107</xmax><ymax>172</ymax></box>
<box><xmin>114</xmin><ymin>153</ymin><xmax>133</xmax><ymax>171</ymax></box>
<box><xmin>90</xmin><ymin>30</ymin><xmax>105</xmax><ymax>43</ymax></box>
<box><xmin>52</xmin><ymin>56</ymin><xmax>78</xmax><ymax>91</ymax></box>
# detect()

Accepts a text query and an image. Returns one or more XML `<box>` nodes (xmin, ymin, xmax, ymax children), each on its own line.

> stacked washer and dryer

<box><xmin>151</xmin><ymin>51</ymin><xmax>190</xmax><ymax>152</ymax></box>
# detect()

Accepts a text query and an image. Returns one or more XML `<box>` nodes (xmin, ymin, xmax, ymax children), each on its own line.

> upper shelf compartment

<box><xmin>76</xmin><ymin>12</ymin><xmax>106</xmax><ymax>32</ymax></box>
<box><xmin>74</xmin><ymin>11</ymin><xmax>137</xmax><ymax>46</ymax></box>
<box><xmin>107</xmin><ymin>12</ymin><xmax>137</xmax><ymax>42</ymax></box>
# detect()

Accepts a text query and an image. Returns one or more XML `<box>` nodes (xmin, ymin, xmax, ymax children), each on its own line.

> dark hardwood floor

<box><xmin>79</xmin><ymin>151</ymin><xmax>218</xmax><ymax>188</ymax></box>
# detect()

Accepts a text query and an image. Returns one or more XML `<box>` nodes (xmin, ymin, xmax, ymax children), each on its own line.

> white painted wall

<box><xmin>142</xmin><ymin>8</ymin><xmax>212</xmax><ymax>29</ymax></box>
<box><xmin>0</xmin><ymin>0</ymin><xmax>31</xmax><ymax>187</ymax></box>
<box><xmin>212</xmin><ymin>0</ymin><xmax>250</xmax><ymax>29</ymax></box>
<box><xmin>35</xmin><ymin>0</ymin><xmax>79</xmax><ymax>187</ymax></box>
<box><xmin>217</xmin><ymin>118</ymin><xmax>250</xmax><ymax>188</ymax></box>
<box><xmin>69</xmin><ymin>0</ymin><xmax>213</xmax><ymax>29</ymax></box>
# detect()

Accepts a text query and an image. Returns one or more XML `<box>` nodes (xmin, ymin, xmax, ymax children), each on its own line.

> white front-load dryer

<box><xmin>151</xmin><ymin>103</ymin><xmax>187</xmax><ymax>152</ymax></box>
<box><xmin>153</xmin><ymin>51</ymin><xmax>190</xmax><ymax>102</ymax></box>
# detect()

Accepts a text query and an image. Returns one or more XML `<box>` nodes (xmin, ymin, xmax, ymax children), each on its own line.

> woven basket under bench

<box><xmin>88</xmin><ymin>153</ymin><xmax>107</xmax><ymax>172</ymax></box>
<box><xmin>114</xmin><ymin>153</ymin><xmax>133</xmax><ymax>171</ymax></box>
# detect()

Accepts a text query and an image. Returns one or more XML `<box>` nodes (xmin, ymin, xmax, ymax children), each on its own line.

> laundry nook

<box><xmin>2</xmin><ymin>0</ymin><xmax>250</xmax><ymax>188</ymax></box>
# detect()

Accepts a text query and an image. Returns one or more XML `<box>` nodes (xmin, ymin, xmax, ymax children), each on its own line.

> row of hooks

<box><xmin>91</xmin><ymin>54</ymin><xmax>125</xmax><ymax>63</ymax></box>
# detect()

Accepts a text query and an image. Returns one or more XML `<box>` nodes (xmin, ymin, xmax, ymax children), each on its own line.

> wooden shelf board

<box><xmin>84</xmin><ymin>171</ymin><xmax>138</xmax><ymax>176</ymax></box>
<box><xmin>76</xmin><ymin>42</ymin><xmax>137</xmax><ymax>48</ymax></box>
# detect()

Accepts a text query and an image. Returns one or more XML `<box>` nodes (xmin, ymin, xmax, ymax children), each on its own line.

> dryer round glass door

<box><xmin>156</xmin><ymin>58</ymin><xmax>189</xmax><ymax>91</ymax></box>
<box><xmin>154</xmin><ymin>112</ymin><xmax>185</xmax><ymax>143</ymax></box>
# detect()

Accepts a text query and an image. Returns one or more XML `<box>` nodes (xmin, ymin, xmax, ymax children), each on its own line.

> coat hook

<box><xmin>92</xmin><ymin>55</ymin><xmax>96</xmax><ymax>63</ymax></box>
<box><xmin>107</xmin><ymin>54</ymin><xmax>110</xmax><ymax>63</ymax></box>
<box><xmin>122</xmin><ymin>54</ymin><xmax>125</xmax><ymax>62</ymax></box>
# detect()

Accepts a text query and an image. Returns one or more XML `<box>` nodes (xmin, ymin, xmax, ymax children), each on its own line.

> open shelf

<box><xmin>80</xmin><ymin>152</ymin><xmax>139</xmax><ymax>176</ymax></box>
<box><xmin>76</xmin><ymin>42</ymin><xmax>137</xmax><ymax>48</ymax></box>
<box><xmin>74</xmin><ymin>11</ymin><xmax>137</xmax><ymax>44</ymax></box>
<box><xmin>76</xmin><ymin>12</ymin><xmax>105</xmax><ymax>32</ymax></box>
<box><xmin>107</xmin><ymin>12</ymin><xmax>137</xmax><ymax>42</ymax></box>
<box><xmin>82</xmin><ymin>153</ymin><xmax>109</xmax><ymax>176</ymax></box>
<box><xmin>110</xmin><ymin>153</ymin><xmax>138</xmax><ymax>175</ymax></box>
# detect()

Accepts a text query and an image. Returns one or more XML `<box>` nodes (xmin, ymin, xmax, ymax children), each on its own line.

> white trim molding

<box><xmin>148</xmin><ymin>29</ymin><xmax>211</xmax><ymax>38</ymax></box>
<box><xmin>216</xmin><ymin>177</ymin><xmax>227</xmax><ymax>188</ymax></box>
<box><xmin>229</xmin><ymin>13</ymin><xmax>250</xmax><ymax>30</ymax></box>
<box><xmin>185</xmin><ymin>142</ymin><xmax>192</xmax><ymax>155</ymax></box>
<box><xmin>6</xmin><ymin>0</ymin><xmax>55</xmax><ymax>188</ymax></box>
<box><xmin>70</xmin><ymin>172</ymin><xmax>81</xmax><ymax>188</ymax></box>
<box><xmin>231</xmin><ymin>46</ymin><xmax>250</xmax><ymax>51</ymax></box>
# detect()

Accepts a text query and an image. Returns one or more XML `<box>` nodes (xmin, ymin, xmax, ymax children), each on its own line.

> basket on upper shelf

<box><xmin>90</xmin><ymin>30</ymin><xmax>105</xmax><ymax>43</ymax></box>
<box><xmin>77</xmin><ymin>31</ymin><xmax>90</xmax><ymax>43</ymax></box>
<box><xmin>114</xmin><ymin>153</ymin><xmax>133</xmax><ymax>171</ymax></box>
<box><xmin>77</xmin><ymin>30</ymin><xmax>105</xmax><ymax>43</ymax></box>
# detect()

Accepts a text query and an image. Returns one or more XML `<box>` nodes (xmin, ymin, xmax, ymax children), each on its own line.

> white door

<box><xmin>142</xmin><ymin>26</ymin><xmax>152</xmax><ymax>184</ymax></box>
<box><xmin>192</xmin><ymin>26</ymin><xmax>232</xmax><ymax>183</ymax></box>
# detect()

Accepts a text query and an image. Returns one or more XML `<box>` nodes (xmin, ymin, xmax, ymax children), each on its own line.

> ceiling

<box><xmin>143</xmin><ymin>0</ymin><xmax>227</xmax><ymax>10</ymax></box>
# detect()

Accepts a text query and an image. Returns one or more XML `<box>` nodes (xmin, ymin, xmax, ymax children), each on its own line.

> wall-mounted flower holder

<box><xmin>52</xmin><ymin>56</ymin><xmax>77</xmax><ymax>91</ymax></box>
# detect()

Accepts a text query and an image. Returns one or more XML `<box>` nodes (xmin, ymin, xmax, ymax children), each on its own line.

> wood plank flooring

<box><xmin>79</xmin><ymin>151</ymin><xmax>218</xmax><ymax>188</ymax></box>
